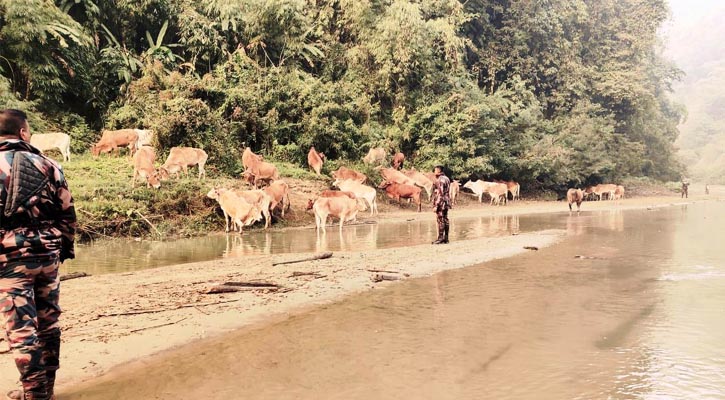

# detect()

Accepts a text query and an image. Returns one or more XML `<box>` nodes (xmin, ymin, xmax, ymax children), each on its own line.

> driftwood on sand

<box><xmin>272</xmin><ymin>252</ymin><xmax>333</xmax><ymax>266</ymax></box>
<box><xmin>60</xmin><ymin>272</ymin><xmax>91</xmax><ymax>281</ymax></box>
<box><xmin>205</xmin><ymin>281</ymin><xmax>280</xmax><ymax>294</ymax></box>
<box><xmin>371</xmin><ymin>274</ymin><xmax>401</xmax><ymax>283</ymax></box>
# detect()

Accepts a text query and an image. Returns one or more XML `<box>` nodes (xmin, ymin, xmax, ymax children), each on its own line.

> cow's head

<box><xmin>206</xmin><ymin>188</ymin><xmax>221</xmax><ymax>200</ymax></box>
<box><xmin>90</xmin><ymin>144</ymin><xmax>100</xmax><ymax>157</ymax></box>
<box><xmin>157</xmin><ymin>167</ymin><xmax>171</xmax><ymax>181</ymax></box>
<box><xmin>331</xmin><ymin>179</ymin><xmax>340</xmax><ymax>188</ymax></box>
<box><xmin>305</xmin><ymin>198</ymin><xmax>315</xmax><ymax>211</ymax></box>
<box><xmin>378</xmin><ymin>180</ymin><xmax>392</xmax><ymax>189</ymax></box>
<box><xmin>241</xmin><ymin>170</ymin><xmax>255</xmax><ymax>185</ymax></box>
<box><xmin>147</xmin><ymin>171</ymin><xmax>161</xmax><ymax>189</ymax></box>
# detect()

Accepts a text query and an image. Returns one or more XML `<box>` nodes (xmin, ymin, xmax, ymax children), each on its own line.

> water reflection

<box><xmin>64</xmin><ymin>213</ymin><xmax>545</xmax><ymax>275</ymax></box>
<box><xmin>61</xmin><ymin>202</ymin><xmax>725</xmax><ymax>400</ymax></box>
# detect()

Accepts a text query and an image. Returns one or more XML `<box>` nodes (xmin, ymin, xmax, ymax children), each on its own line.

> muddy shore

<box><xmin>0</xmin><ymin>192</ymin><xmax>719</xmax><ymax>394</ymax></box>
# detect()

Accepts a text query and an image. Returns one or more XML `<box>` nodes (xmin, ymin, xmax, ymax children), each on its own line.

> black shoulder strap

<box><xmin>4</xmin><ymin>151</ymin><xmax>49</xmax><ymax>218</ymax></box>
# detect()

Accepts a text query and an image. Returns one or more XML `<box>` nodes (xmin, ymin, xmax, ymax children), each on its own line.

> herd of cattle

<box><xmin>27</xmin><ymin>131</ymin><xmax>626</xmax><ymax>233</ymax></box>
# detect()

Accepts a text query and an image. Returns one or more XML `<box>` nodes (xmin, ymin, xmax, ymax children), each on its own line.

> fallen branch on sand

<box><xmin>205</xmin><ymin>281</ymin><xmax>281</xmax><ymax>294</ymax></box>
<box><xmin>523</xmin><ymin>246</ymin><xmax>539</xmax><ymax>251</ymax></box>
<box><xmin>97</xmin><ymin>299</ymin><xmax>242</xmax><ymax>318</ymax></box>
<box><xmin>574</xmin><ymin>255</ymin><xmax>607</xmax><ymax>260</ymax></box>
<box><xmin>371</xmin><ymin>274</ymin><xmax>402</xmax><ymax>283</ymax></box>
<box><xmin>60</xmin><ymin>272</ymin><xmax>91</xmax><ymax>281</ymax></box>
<box><xmin>367</xmin><ymin>268</ymin><xmax>401</xmax><ymax>274</ymax></box>
<box><xmin>272</xmin><ymin>252</ymin><xmax>333</xmax><ymax>266</ymax></box>
<box><xmin>129</xmin><ymin>317</ymin><xmax>188</xmax><ymax>334</ymax></box>
<box><xmin>288</xmin><ymin>271</ymin><xmax>326</xmax><ymax>278</ymax></box>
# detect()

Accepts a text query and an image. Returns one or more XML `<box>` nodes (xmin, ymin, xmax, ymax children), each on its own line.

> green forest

<box><xmin>0</xmin><ymin>0</ymin><xmax>684</xmax><ymax>190</ymax></box>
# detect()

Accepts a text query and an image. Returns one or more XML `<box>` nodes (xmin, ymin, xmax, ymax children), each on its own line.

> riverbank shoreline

<box><xmin>0</xmin><ymin>193</ymin><xmax>719</xmax><ymax>394</ymax></box>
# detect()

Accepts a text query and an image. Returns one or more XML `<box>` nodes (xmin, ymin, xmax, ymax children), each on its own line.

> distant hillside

<box><xmin>667</xmin><ymin>6</ymin><xmax>725</xmax><ymax>183</ymax></box>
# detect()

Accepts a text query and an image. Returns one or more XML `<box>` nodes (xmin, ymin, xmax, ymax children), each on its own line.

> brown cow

<box><xmin>307</xmin><ymin>196</ymin><xmax>359</xmax><ymax>232</ymax></box>
<box><xmin>242</xmin><ymin>159</ymin><xmax>280</xmax><ymax>188</ymax></box>
<box><xmin>614</xmin><ymin>185</ymin><xmax>625</xmax><ymax>200</ymax></box>
<box><xmin>392</xmin><ymin>152</ymin><xmax>405</xmax><ymax>170</ymax></box>
<box><xmin>91</xmin><ymin>129</ymin><xmax>139</xmax><ymax>157</ymax></box>
<box><xmin>363</xmin><ymin>147</ymin><xmax>386</xmax><ymax>165</ymax></box>
<box><xmin>307</xmin><ymin>146</ymin><xmax>325</xmax><ymax>176</ymax></box>
<box><xmin>378</xmin><ymin>167</ymin><xmax>417</xmax><ymax>187</ymax></box>
<box><xmin>567</xmin><ymin>188</ymin><xmax>584</xmax><ymax>212</ymax></box>
<box><xmin>402</xmin><ymin>169</ymin><xmax>433</xmax><ymax>200</ymax></box>
<box><xmin>495</xmin><ymin>179</ymin><xmax>521</xmax><ymax>201</ymax></box>
<box><xmin>159</xmin><ymin>147</ymin><xmax>208</xmax><ymax>180</ymax></box>
<box><xmin>131</xmin><ymin>146</ymin><xmax>161</xmax><ymax>189</ymax></box>
<box><xmin>331</xmin><ymin>166</ymin><xmax>367</xmax><ymax>184</ymax></box>
<box><xmin>379</xmin><ymin>180</ymin><xmax>422</xmax><ymax>212</ymax></box>
<box><xmin>486</xmin><ymin>183</ymin><xmax>509</xmax><ymax>206</ymax></box>
<box><xmin>264</xmin><ymin>180</ymin><xmax>291</xmax><ymax>218</ymax></box>
<box><xmin>594</xmin><ymin>184</ymin><xmax>617</xmax><ymax>201</ymax></box>
<box><xmin>242</xmin><ymin>147</ymin><xmax>263</xmax><ymax>171</ymax></box>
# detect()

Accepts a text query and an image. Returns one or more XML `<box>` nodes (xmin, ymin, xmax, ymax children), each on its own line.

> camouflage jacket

<box><xmin>0</xmin><ymin>139</ymin><xmax>76</xmax><ymax>263</ymax></box>
<box><xmin>432</xmin><ymin>174</ymin><xmax>451</xmax><ymax>209</ymax></box>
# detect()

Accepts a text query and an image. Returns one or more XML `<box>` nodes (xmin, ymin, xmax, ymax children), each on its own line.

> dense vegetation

<box><xmin>668</xmin><ymin>7</ymin><xmax>725</xmax><ymax>184</ymax></box>
<box><xmin>1</xmin><ymin>0</ymin><xmax>684</xmax><ymax>191</ymax></box>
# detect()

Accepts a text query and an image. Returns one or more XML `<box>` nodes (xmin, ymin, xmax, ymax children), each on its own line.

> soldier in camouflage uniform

<box><xmin>0</xmin><ymin>110</ymin><xmax>76</xmax><ymax>400</ymax></box>
<box><xmin>431</xmin><ymin>165</ymin><xmax>451</xmax><ymax>245</ymax></box>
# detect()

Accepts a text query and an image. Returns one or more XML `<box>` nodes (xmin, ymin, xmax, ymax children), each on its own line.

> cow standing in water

<box><xmin>567</xmin><ymin>188</ymin><xmax>584</xmax><ymax>212</ymax></box>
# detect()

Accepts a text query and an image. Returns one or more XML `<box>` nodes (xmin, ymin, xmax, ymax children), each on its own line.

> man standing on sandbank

<box><xmin>0</xmin><ymin>109</ymin><xmax>76</xmax><ymax>400</ymax></box>
<box><xmin>431</xmin><ymin>165</ymin><xmax>451</xmax><ymax>245</ymax></box>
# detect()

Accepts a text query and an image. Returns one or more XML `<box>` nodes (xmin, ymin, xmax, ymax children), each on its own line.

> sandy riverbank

<box><xmin>0</xmin><ymin>191</ymin><xmax>720</xmax><ymax>394</ymax></box>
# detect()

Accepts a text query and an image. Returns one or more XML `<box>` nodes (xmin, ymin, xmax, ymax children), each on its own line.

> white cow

<box><xmin>30</xmin><ymin>132</ymin><xmax>71</xmax><ymax>161</ymax></box>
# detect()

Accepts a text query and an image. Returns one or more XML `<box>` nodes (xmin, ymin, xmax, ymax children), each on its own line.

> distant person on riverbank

<box><xmin>705</xmin><ymin>184</ymin><xmax>710</xmax><ymax>195</ymax></box>
<box><xmin>0</xmin><ymin>109</ymin><xmax>77</xmax><ymax>400</ymax></box>
<box><xmin>431</xmin><ymin>165</ymin><xmax>451</xmax><ymax>245</ymax></box>
<box><xmin>681</xmin><ymin>181</ymin><xmax>690</xmax><ymax>198</ymax></box>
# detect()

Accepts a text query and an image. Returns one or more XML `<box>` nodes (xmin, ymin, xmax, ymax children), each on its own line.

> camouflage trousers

<box><xmin>436</xmin><ymin>205</ymin><xmax>450</xmax><ymax>240</ymax></box>
<box><xmin>0</xmin><ymin>257</ymin><xmax>61</xmax><ymax>399</ymax></box>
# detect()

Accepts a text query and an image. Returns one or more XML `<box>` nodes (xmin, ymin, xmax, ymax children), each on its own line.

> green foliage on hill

<box><xmin>0</xmin><ymin>0</ymin><xmax>684</xmax><ymax>189</ymax></box>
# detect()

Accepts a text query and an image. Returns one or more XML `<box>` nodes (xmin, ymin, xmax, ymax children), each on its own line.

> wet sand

<box><xmin>0</xmin><ymin>193</ymin><xmax>718</xmax><ymax>393</ymax></box>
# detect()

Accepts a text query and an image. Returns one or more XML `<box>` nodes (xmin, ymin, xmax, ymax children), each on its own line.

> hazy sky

<box><xmin>667</xmin><ymin>0</ymin><xmax>723</xmax><ymax>25</ymax></box>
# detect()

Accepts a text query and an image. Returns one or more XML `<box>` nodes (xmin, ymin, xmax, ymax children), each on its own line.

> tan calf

<box><xmin>131</xmin><ymin>146</ymin><xmax>161</xmax><ymax>189</ymax></box>
<box><xmin>207</xmin><ymin>188</ymin><xmax>263</xmax><ymax>233</ymax></box>
<box><xmin>233</xmin><ymin>189</ymin><xmax>273</xmax><ymax>229</ymax></box>
<box><xmin>160</xmin><ymin>147</ymin><xmax>208</xmax><ymax>180</ymax></box>
<box><xmin>307</xmin><ymin>146</ymin><xmax>325</xmax><ymax>176</ymax></box>
<box><xmin>264</xmin><ymin>180</ymin><xmax>291</xmax><ymax>218</ymax></box>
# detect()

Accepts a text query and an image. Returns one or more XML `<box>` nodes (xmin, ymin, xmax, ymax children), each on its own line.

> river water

<box><xmin>62</xmin><ymin>201</ymin><xmax>725</xmax><ymax>399</ymax></box>
<box><xmin>64</xmin><ymin>212</ymin><xmax>554</xmax><ymax>274</ymax></box>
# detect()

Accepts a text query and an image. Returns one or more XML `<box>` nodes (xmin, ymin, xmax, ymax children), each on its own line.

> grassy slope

<box><xmin>62</xmin><ymin>152</ymin><xmax>332</xmax><ymax>240</ymax></box>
